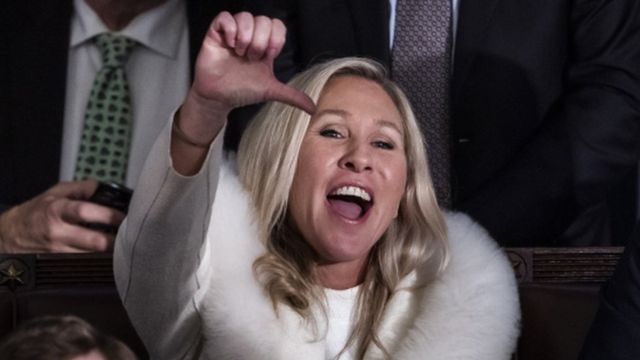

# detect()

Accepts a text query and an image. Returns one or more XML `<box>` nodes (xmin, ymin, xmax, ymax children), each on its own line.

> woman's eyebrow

<box><xmin>376</xmin><ymin>119</ymin><xmax>404</xmax><ymax>136</ymax></box>
<box><xmin>313</xmin><ymin>110</ymin><xmax>403</xmax><ymax>136</ymax></box>
<box><xmin>313</xmin><ymin>108</ymin><xmax>350</xmax><ymax>118</ymax></box>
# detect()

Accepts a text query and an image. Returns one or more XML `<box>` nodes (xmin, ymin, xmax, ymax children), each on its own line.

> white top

<box><xmin>114</xmin><ymin>120</ymin><xmax>520</xmax><ymax>359</ymax></box>
<box><xmin>60</xmin><ymin>0</ymin><xmax>190</xmax><ymax>187</ymax></box>
<box><xmin>324</xmin><ymin>286</ymin><xmax>359</xmax><ymax>360</ymax></box>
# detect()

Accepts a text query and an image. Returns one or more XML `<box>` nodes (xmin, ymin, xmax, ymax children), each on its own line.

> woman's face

<box><xmin>288</xmin><ymin>75</ymin><xmax>407</xmax><ymax>277</ymax></box>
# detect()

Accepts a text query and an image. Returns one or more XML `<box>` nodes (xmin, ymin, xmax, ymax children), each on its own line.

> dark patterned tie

<box><xmin>74</xmin><ymin>33</ymin><xmax>136</xmax><ymax>184</ymax></box>
<box><xmin>392</xmin><ymin>0</ymin><xmax>452</xmax><ymax>207</ymax></box>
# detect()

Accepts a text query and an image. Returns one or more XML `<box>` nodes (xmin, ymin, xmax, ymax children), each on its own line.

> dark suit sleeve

<box><xmin>0</xmin><ymin>4</ymin><xmax>11</xmax><ymax>213</ymax></box>
<box><xmin>460</xmin><ymin>0</ymin><xmax>640</xmax><ymax>246</ymax></box>
<box><xmin>579</xmin><ymin>222</ymin><xmax>640</xmax><ymax>360</ymax></box>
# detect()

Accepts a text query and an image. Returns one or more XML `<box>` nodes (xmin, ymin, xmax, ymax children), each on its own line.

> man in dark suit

<box><xmin>234</xmin><ymin>0</ymin><xmax>640</xmax><ymax>246</ymax></box>
<box><xmin>0</xmin><ymin>0</ymin><xmax>239</xmax><ymax>252</ymax></box>
<box><xmin>579</xmin><ymin>220</ymin><xmax>640</xmax><ymax>359</ymax></box>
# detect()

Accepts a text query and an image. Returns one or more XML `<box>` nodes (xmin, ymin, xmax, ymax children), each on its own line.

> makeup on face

<box><xmin>288</xmin><ymin>75</ymin><xmax>407</xmax><ymax>273</ymax></box>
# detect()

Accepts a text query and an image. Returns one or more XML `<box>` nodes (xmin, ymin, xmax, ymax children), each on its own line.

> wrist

<box><xmin>177</xmin><ymin>90</ymin><xmax>229</xmax><ymax>145</ymax></box>
<box><xmin>172</xmin><ymin>113</ymin><xmax>211</xmax><ymax>149</ymax></box>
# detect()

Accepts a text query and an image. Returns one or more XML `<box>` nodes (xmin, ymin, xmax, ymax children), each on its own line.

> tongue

<box><xmin>329</xmin><ymin>199</ymin><xmax>362</xmax><ymax>220</ymax></box>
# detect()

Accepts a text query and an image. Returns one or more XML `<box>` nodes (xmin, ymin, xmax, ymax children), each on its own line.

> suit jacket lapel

<box><xmin>186</xmin><ymin>0</ymin><xmax>206</xmax><ymax>78</ymax></box>
<box><xmin>347</xmin><ymin>0</ymin><xmax>391</xmax><ymax>67</ymax></box>
<box><xmin>343</xmin><ymin>0</ymin><xmax>501</xmax><ymax>107</ymax></box>
<box><xmin>10</xmin><ymin>1</ymin><xmax>71</xmax><ymax>200</ymax></box>
<box><xmin>452</xmin><ymin>0</ymin><xmax>501</xmax><ymax>105</ymax></box>
<box><xmin>186</xmin><ymin>0</ymin><xmax>240</xmax><ymax>79</ymax></box>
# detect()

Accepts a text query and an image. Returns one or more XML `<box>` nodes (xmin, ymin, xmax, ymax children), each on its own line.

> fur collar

<box><xmin>198</xmin><ymin>160</ymin><xmax>520</xmax><ymax>359</ymax></box>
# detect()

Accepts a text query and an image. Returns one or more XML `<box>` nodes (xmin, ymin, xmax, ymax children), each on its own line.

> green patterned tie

<box><xmin>74</xmin><ymin>33</ymin><xmax>136</xmax><ymax>184</ymax></box>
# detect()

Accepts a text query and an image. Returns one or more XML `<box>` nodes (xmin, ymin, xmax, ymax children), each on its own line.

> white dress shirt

<box><xmin>60</xmin><ymin>0</ymin><xmax>190</xmax><ymax>188</ymax></box>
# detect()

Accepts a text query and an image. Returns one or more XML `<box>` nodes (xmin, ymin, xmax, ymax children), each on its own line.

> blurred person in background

<box><xmin>0</xmin><ymin>0</ymin><xmax>237</xmax><ymax>253</ymax></box>
<box><xmin>0</xmin><ymin>315</ymin><xmax>137</xmax><ymax>360</ymax></box>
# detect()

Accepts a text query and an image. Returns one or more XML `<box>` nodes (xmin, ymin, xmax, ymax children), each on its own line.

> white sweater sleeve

<box><xmin>113</xmin><ymin>117</ymin><xmax>226</xmax><ymax>360</ymax></box>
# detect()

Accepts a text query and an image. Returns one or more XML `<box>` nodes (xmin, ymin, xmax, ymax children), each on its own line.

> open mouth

<box><xmin>327</xmin><ymin>186</ymin><xmax>373</xmax><ymax>220</ymax></box>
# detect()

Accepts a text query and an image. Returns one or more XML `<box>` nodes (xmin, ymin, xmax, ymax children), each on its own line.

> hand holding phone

<box><xmin>85</xmin><ymin>182</ymin><xmax>133</xmax><ymax>233</ymax></box>
<box><xmin>88</xmin><ymin>182</ymin><xmax>133</xmax><ymax>213</ymax></box>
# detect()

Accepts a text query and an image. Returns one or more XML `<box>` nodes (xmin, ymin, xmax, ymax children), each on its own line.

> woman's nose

<box><xmin>338</xmin><ymin>143</ymin><xmax>373</xmax><ymax>173</ymax></box>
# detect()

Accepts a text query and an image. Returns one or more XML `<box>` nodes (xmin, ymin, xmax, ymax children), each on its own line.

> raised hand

<box><xmin>192</xmin><ymin>11</ymin><xmax>315</xmax><ymax>115</ymax></box>
<box><xmin>0</xmin><ymin>181</ymin><xmax>125</xmax><ymax>253</ymax></box>
<box><xmin>172</xmin><ymin>12</ymin><xmax>315</xmax><ymax>175</ymax></box>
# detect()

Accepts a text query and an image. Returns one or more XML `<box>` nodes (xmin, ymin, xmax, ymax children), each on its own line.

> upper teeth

<box><xmin>331</xmin><ymin>186</ymin><xmax>371</xmax><ymax>202</ymax></box>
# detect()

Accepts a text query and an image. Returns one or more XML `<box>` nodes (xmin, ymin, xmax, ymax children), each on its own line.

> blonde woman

<box><xmin>114</xmin><ymin>11</ymin><xmax>520</xmax><ymax>360</ymax></box>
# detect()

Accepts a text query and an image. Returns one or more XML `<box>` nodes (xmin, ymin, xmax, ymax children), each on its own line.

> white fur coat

<box><xmin>115</xmin><ymin>123</ymin><xmax>520</xmax><ymax>360</ymax></box>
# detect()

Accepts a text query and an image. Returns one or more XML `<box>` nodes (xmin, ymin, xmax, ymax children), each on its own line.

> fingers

<box><xmin>210</xmin><ymin>12</ymin><xmax>286</xmax><ymax>61</ymax></box>
<box><xmin>56</xmin><ymin>199</ymin><xmax>126</xmax><ymax>227</ymax></box>
<box><xmin>47</xmin><ymin>198</ymin><xmax>120</xmax><ymax>252</ymax></box>
<box><xmin>47</xmin><ymin>180</ymin><xmax>99</xmax><ymax>200</ymax></box>
<box><xmin>267</xmin><ymin>81</ymin><xmax>317</xmax><ymax>115</ymax></box>
<box><xmin>46</xmin><ymin>180</ymin><xmax>126</xmax><ymax>226</ymax></box>
<box><xmin>265</xmin><ymin>19</ymin><xmax>286</xmax><ymax>60</ymax></box>
<box><xmin>194</xmin><ymin>12</ymin><xmax>297</xmax><ymax>115</ymax></box>
<box><xmin>246</xmin><ymin>16</ymin><xmax>270</xmax><ymax>61</ymax></box>
<box><xmin>49</xmin><ymin>199</ymin><xmax>120</xmax><ymax>252</ymax></box>
<box><xmin>0</xmin><ymin>194</ymin><xmax>116</xmax><ymax>253</ymax></box>
<box><xmin>50</xmin><ymin>223</ymin><xmax>115</xmax><ymax>252</ymax></box>
<box><xmin>211</xmin><ymin>11</ymin><xmax>236</xmax><ymax>47</ymax></box>
<box><xmin>233</xmin><ymin>12</ymin><xmax>255</xmax><ymax>57</ymax></box>
<box><xmin>45</xmin><ymin>198</ymin><xmax>122</xmax><ymax>252</ymax></box>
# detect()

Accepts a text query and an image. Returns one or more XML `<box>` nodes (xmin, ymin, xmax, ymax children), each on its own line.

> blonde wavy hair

<box><xmin>237</xmin><ymin>57</ymin><xmax>449</xmax><ymax>358</ymax></box>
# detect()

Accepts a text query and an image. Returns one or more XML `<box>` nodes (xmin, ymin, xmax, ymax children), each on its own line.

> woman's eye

<box><xmin>373</xmin><ymin>141</ymin><xmax>394</xmax><ymax>150</ymax></box>
<box><xmin>320</xmin><ymin>129</ymin><xmax>342</xmax><ymax>138</ymax></box>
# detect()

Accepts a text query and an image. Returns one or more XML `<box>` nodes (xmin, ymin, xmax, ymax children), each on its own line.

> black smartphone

<box><xmin>85</xmin><ymin>182</ymin><xmax>133</xmax><ymax>233</ymax></box>
<box><xmin>88</xmin><ymin>182</ymin><xmax>133</xmax><ymax>213</ymax></box>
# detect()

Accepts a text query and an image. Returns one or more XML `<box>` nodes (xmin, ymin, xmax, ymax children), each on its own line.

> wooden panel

<box><xmin>0</xmin><ymin>248</ymin><xmax>626</xmax><ymax>291</ymax></box>
<box><xmin>0</xmin><ymin>254</ymin><xmax>113</xmax><ymax>291</ymax></box>
<box><xmin>0</xmin><ymin>248</ymin><xmax>627</xmax><ymax>360</ymax></box>
<box><xmin>505</xmin><ymin>247</ymin><xmax>623</xmax><ymax>284</ymax></box>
